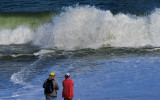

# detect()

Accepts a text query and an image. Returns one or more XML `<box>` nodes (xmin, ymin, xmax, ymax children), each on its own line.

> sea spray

<box><xmin>0</xmin><ymin>26</ymin><xmax>33</xmax><ymax>45</ymax></box>
<box><xmin>10</xmin><ymin>55</ymin><xmax>43</xmax><ymax>84</ymax></box>
<box><xmin>32</xmin><ymin>23</ymin><xmax>55</xmax><ymax>48</ymax></box>
<box><xmin>1</xmin><ymin>6</ymin><xmax>160</xmax><ymax>50</ymax></box>
<box><xmin>149</xmin><ymin>8</ymin><xmax>160</xmax><ymax>46</ymax></box>
<box><xmin>52</xmin><ymin>6</ymin><xmax>151</xmax><ymax>50</ymax></box>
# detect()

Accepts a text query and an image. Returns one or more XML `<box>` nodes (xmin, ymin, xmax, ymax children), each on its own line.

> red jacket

<box><xmin>62</xmin><ymin>78</ymin><xmax>74</xmax><ymax>98</ymax></box>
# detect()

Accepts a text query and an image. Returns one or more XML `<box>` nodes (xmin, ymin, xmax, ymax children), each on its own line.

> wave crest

<box><xmin>1</xmin><ymin>6</ymin><xmax>160</xmax><ymax>50</ymax></box>
<box><xmin>0</xmin><ymin>26</ymin><xmax>32</xmax><ymax>45</ymax></box>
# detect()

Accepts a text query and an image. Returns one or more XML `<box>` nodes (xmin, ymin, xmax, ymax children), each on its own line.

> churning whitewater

<box><xmin>1</xmin><ymin>6</ymin><xmax>160</xmax><ymax>50</ymax></box>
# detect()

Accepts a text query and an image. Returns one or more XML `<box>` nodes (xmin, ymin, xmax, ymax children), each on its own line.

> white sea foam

<box><xmin>10</xmin><ymin>55</ymin><xmax>43</xmax><ymax>84</ymax></box>
<box><xmin>0</xmin><ymin>26</ymin><xmax>32</xmax><ymax>45</ymax></box>
<box><xmin>1</xmin><ymin>6</ymin><xmax>160</xmax><ymax>50</ymax></box>
<box><xmin>10</xmin><ymin>67</ymin><xmax>29</xmax><ymax>84</ymax></box>
<box><xmin>33</xmin><ymin>49</ymin><xmax>55</xmax><ymax>56</ymax></box>
<box><xmin>52</xmin><ymin>6</ymin><xmax>150</xmax><ymax>49</ymax></box>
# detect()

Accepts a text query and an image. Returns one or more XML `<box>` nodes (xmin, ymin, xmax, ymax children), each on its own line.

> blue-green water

<box><xmin>1</xmin><ymin>0</ymin><xmax>160</xmax><ymax>100</ymax></box>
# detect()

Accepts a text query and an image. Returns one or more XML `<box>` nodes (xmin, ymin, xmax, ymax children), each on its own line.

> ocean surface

<box><xmin>1</xmin><ymin>0</ymin><xmax>160</xmax><ymax>100</ymax></box>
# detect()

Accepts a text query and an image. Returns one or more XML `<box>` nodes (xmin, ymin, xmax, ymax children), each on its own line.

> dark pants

<box><xmin>45</xmin><ymin>95</ymin><xmax>57</xmax><ymax>100</ymax></box>
<box><xmin>64</xmin><ymin>98</ymin><xmax>72</xmax><ymax>100</ymax></box>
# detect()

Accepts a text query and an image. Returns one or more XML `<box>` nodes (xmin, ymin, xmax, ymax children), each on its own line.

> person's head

<box><xmin>65</xmin><ymin>73</ymin><xmax>70</xmax><ymax>79</ymax></box>
<box><xmin>49</xmin><ymin>72</ymin><xmax>55</xmax><ymax>79</ymax></box>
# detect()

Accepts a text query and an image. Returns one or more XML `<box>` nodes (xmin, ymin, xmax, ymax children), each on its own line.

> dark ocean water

<box><xmin>1</xmin><ymin>0</ymin><xmax>160</xmax><ymax>13</ymax></box>
<box><xmin>1</xmin><ymin>0</ymin><xmax>160</xmax><ymax>100</ymax></box>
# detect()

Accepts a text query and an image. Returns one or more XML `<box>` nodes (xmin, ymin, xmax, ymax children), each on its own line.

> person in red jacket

<box><xmin>62</xmin><ymin>73</ymin><xmax>74</xmax><ymax>100</ymax></box>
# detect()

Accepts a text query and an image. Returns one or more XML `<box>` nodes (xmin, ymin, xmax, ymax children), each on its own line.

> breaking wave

<box><xmin>1</xmin><ymin>6</ymin><xmax>160</xmax><ymax>50</ymax></box>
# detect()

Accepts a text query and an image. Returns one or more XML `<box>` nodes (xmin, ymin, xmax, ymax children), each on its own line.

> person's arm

<box><xmin>62</xmin><ymin>81</ymin><xmax>64</xmax><ymax>87</ymax></box>
<box><xmin>43</xmin><ymin>80</ymin><xmax>47</xmax><ymax>88</ymax></box>
<box><xmin>55</xmin><ymin>81</ymin><xmax>59</xmax><ymax>90</ymax></box>
<box><xmin>72</xmin><ymin>80</ymin><xmax>74</xmax><ymax>86</ymax></box>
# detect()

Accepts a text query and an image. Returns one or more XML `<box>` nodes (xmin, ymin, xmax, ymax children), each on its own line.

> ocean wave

<box><xmin>33</xmin><ymin>49</ymin><xmax>55</xmax><ymax>56</ymax></box>
<box><xmin>0</xmin><ymin>12</ymin><xmax>53</xmax><ymax>29</ymax></box>
<box><xmin>0</xmin><ymin>26</ymin><xmax>33</xmax><ymax>45</ymax></box>
<box><xmin>1</xmin><ymin>6</ymin><xmax>160</xmax><ymax>50</ymax></box>
<box><xmin>0</xmin><ymin>54</ymin><xmax>34</xmax><ymax>59</ymax></box>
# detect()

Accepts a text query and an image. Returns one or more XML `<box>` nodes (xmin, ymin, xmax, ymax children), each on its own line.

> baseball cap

<box><xmin>65</xmin><ymin>73</ymin><xmax>70</xmax><ymax>76</ymax></box>
<box><xmin>50</xmin><ymin>72</ymin><xmax>55</xmax><ymax>76</ymax></box>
